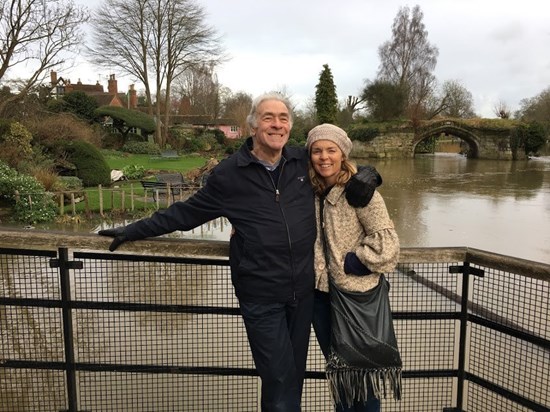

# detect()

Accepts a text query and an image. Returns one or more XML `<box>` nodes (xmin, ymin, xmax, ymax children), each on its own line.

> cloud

<box><xmin>67</xmin><ymin>0</ymin><xmax>550</xmax><ymax>118</ymax></box>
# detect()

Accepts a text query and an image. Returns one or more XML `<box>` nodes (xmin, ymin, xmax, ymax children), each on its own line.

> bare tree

<box><xmin>0</xmin><ymin>0</ymin><xmax>89</xmax><ymax>115</ymax></box>
<box><xmin>493</xmin><ymin>100</ymin><xmax>512</xmax><ymax>119</ymax></box>
<box><xmin>439</xmin><ymin>80</ymin><xmax>476</xmax><ymax>118</ymax></box>
<box><xmin>222</xmin><ymin>91</ymin><xmax>252</xmax><ymax>137</ymax></box>
<box><xmin>516</xmin><ymin>87</ymin><xmax>550</xmax><ymax>121</ymax></box>
<box><xmin>377</xmin><ymin>5</ymin><xmax>439</xmax><ymax>121</ymax></box>
<box><xmin>173</xmin><ymin>63</ymin><xmax>221</xmax><ymax>118</ymax></box>
<box><xmin>87</xmin><ymin>0</ymin><xmax>224</xmax><ymax>146</ymax></box>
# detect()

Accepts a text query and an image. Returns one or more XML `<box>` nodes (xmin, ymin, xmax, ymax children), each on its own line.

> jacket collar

<box><xmin>236</xmin><ymin>137</ymin><xmax>306</xmax><ymax>167</ymax></box>
<box><xmin>324</xmin><ymin>185</ymin><xmax>346</xmax><ymax>205</ymax></box>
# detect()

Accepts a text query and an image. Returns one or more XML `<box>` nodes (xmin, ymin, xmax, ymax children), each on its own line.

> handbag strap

<box><xmin>318</xmin><ymin>191</ymin><xmax>332</xmax><ymax>281</ymax></box>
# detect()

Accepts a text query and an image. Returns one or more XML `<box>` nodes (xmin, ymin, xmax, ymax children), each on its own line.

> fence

<box><xmin>1</xmin><ymin>229</ymin><xmax>549</xmax><ymax>412</ymax></box>
<box><xmin>14</xmin><ymin>183</ymin><xmax>199</xmax><ymax>219</ymax></box>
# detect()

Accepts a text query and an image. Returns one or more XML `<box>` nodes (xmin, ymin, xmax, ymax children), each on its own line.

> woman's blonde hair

<box><xmin>308</xmin><ymin>156</ymin><xmax>357</xmax><ymax>196</ymax></box>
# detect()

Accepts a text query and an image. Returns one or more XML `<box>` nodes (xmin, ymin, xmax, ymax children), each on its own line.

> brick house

<box><xmin>49</xmin><ymin>71</ymin><xmax>138</xmax><ymax>109</ymax></box>
<box><xmin>170</xmin><ymin>115</ymin><xmax>241</xmax><ymax>139</ymax></box>
<box><xmin>49</xmin><ymin>71</ymin><xmax>241</xmax><ymax>139</ymax></box>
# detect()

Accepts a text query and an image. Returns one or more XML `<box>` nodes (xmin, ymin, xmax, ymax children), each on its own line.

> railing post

<box><xmin>50</xmin><ymin>247</ymin><xmax>83</xmax><ymax>412</ymax></box>
<box><xmin>448</xmin><ymin>262</ymin><xmax>484</xmax><ymax>412</ymax></box>
<box><xmin>455</xmin><ymin>262</ymin><xmax>470</xmax><ymax>412</ymax></box>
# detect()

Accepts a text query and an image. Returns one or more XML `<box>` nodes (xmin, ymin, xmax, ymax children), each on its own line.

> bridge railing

<box><xmin>0</xmin><ymin>229</ymin><xmax>548</xmax><ymax>412</ymax></box>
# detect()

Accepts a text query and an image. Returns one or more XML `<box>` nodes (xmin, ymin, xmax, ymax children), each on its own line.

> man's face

<box><xmin>252</xmin><ymin>99</ymin><xmax>291</xmax><ymax>155</ymax></box>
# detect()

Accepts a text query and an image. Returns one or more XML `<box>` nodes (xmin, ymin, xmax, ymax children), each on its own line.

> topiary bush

<box><xmin>0</xmin><ymin>161</ymin><xmax>57</xmax><ymax>223</ymax></box>
<box><xmin>61</xmin><ymin>140</ymin><xmax>111</xmax><ymax>187</ymax></box>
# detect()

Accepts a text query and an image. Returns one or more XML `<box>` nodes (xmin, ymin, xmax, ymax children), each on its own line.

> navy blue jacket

<box><xmin>124</xmin><ymin>138</ymin><xmax>316</xmax><ymax>303</ymax></box>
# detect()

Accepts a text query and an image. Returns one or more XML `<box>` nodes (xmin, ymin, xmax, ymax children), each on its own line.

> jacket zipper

<box><xmin>265</xmin><ymin>158</ymin><xmax>297</xmax><ymax>301</ymax></box>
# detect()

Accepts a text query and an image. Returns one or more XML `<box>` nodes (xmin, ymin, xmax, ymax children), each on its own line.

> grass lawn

<box><xmin>60</xmin><ymin>152</ymin><xmax>213</xmax><ymax>216</ymax></box>
<box><xmin>103</xmin><ymin>152</ymin><xmax>210</xmax><ymax>174</ymax></box>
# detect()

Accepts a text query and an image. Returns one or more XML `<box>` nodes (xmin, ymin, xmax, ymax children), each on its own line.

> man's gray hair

<box><xmin>246</xmin><ymin>92</ymin><xmax>293</xmax><ymax>130</ymax></box>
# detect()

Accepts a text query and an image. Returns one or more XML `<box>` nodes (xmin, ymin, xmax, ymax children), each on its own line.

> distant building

<box><xmin>48</xmin><ymin>71</ymin><xmax>241</xmax><ymax>139</ymax></box>
<box><xmin>49</xmin><ymin>71</ymin><xmax>138</xmax><ymax>109</ymax></box>
<box><xmin>171</xmin><ymin>115</ymin><xmax>241</xmax><ymax>139</ymax></box>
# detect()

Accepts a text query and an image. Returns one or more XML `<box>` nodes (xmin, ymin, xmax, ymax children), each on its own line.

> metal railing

<box><xmin>1</xmin><ymin>229</ymin><xmax>549</xmax><ymax>412</ymax></box>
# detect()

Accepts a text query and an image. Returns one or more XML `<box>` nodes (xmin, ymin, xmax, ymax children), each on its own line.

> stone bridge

<box><xmin>351</xmin><ymin>120</ymin><xmax>523</xmax><ymax>160</ymax></box>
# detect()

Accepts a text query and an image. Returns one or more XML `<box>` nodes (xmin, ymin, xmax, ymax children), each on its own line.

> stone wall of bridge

<box><xmin>349</xmin><ymin>121</ymin><xmax>525</xmax><ymax>160</ymax></box>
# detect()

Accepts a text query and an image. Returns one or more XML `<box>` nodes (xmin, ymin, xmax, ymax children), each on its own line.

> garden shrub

<box><xmin>53</xmin><ymin>176</ymin><xmax>83</xmax><ymax>191</ymax></box>
<box><xmin>121</xmin><ymin>141</ymin><xmax>161</xmax><ymax>155</ymax></box>
<box><xmin>61</xmin><ymin>140</ymin><xmax>111</xmax><ymax>187</ymax></box>
<box><xmin>0</xmin><ymin>121</ymin><xmax>34</xmax><ymax>168</ymax></box>
<box><xmin>199</xmin><ymin>133</ymin><xmax>219</xmax><ymax>152</ymax></box>
<box><xmin>347</xmin><ymin>126</ymin><xmax>380</xmax><ymax>142</ymax></box>
<box><xmin>24</xmin><ymin>112</ymin><xmax>102</xmax><ymax>147</ymax></box>
<box><xmin>0</xmin><ymin>161</ymin><xmax>57</xmax><ymax>223</ymax></box>
<box><xmin>169</xmin><ymin>127</ymin><xmax>195</xmax><ymax>150</ymax></box>
<box><xmin>122</xmin><ymin>164</ymin><xmax>146</xmax><ymax>180</ymax></box>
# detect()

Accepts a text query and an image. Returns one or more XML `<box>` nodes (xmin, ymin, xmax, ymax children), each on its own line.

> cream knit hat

<box><xmin>306</xmin><ymin>123</ymin><xmax>352</xmax><ymax>157</ymax></box>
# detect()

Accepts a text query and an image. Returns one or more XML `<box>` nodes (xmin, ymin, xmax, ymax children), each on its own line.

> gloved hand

<box><xmin>98</xmin><ymin>227</ymin><xmax>129</xmax><ymax>252</ymax></box>
<box><xmin>345</xmin><ymin>165</ymin><xmax>382</xmax><ymax>208</ymax></box>
<box><xmin>344</xmin><ymin>252</ymin><xmax>372</xmax><ymax>276</ymax></box>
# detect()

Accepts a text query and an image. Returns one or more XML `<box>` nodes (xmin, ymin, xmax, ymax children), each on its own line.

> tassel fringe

<box><xmin>326</xmin><ymin>367</ymin><xmax>402</xmax><ymax>406</ymax></box>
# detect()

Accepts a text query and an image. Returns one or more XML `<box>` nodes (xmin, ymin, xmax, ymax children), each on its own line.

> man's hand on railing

<box><xmin>98</xmin><ymin>227</ymin><xmax>129</xmax><ymax>252</ymax></box>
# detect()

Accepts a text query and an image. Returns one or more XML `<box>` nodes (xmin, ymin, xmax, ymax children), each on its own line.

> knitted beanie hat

<box><xmin>306</xmin><ymin>123</ymin><xmax>352</xmax><ymax>157</ymax></box>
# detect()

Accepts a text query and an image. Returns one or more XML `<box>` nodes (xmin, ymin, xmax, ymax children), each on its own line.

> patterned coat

<box><xmin>314</xmin><ymin>185</ymin><xmax>400</xmax><ymax>293</ymax></box>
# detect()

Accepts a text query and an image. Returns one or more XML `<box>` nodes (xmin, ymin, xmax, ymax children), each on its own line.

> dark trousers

<box><xmin>313</xmin><ymin>290</ymin><xmax>381</xmax><ymax>412</ymax></box>
<box><xmin>239</xmin><ymin>292</ymin><xmax>314</xmax><ymax>412</ymax></box>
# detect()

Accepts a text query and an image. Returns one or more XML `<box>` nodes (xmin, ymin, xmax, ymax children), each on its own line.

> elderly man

<box><xmin>100</xmin><ymin>92</ymin><xmax>316</xmax><ymax>411</ymax></box>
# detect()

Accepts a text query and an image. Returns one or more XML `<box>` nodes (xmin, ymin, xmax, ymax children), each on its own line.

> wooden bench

<box><xmin>140</xmin><ymin>173</ymin><xmax>197</xmax><ymax>202</ymax></box>
<box><xmin>150</xmin><ymin>150</ymin><xmax>180</xmax><ymax>160</ymax></box>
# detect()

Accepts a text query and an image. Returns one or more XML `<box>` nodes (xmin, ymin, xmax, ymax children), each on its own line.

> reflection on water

<box><xmin>363</xmin><ymin>155</ymin><xmax>550</xmax><ymax>264</ymax></box>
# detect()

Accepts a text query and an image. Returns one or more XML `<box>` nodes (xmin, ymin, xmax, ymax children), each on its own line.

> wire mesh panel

<box><xmin>78</xmin><ymin>372</ymin><xmax>259</xmax><ymax>411</ymax></box>
<box><xmin>0</xmin><ymin>249</ymin><xmax>67</xmax><ymax>412</ymax></box>
<box><xmin>467</xmin><ymin>383</ymin><xmax>541</xmax><ymax>412</ymax></box>
<box><xmin>2</xmin><ymin>242</ymin><xmax>549</xmax><ymax>412</ymax></box>
<box><xmin>0</xmin><ymin>369</ymin><xmax>67</xmax><ymax>412</ymax></box>
<box><xmin>467</xmin><ymin>266</ymin><xmax>550</xmax><ymax>411</ymax></box>
<box><xmin>72</xmin><ymin>253</ymin><xmax>257</xmax><ymax>411</ymax></box>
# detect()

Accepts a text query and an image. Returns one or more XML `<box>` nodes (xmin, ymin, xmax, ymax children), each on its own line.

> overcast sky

<box><xmin>70</xmin><ymin>0</ymin><xmax>550</xmax><ymax>118</ymax></box>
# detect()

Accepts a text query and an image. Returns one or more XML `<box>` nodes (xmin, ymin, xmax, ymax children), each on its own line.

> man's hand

<box><xmin>345</xmin><ymin>165</ymin><xmax>382</xmax><ymax>208</ymax></box>
<box><xmin>98</xmin><ymin>227</ymin><xmax>128</xmax><ymax>252</ymax></box>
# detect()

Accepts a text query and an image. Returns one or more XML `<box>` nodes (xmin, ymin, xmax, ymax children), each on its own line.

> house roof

<box><xmin>171</xmin><ymin>115</ymin><xmax>238</xmax><ymax>126</ymax></box>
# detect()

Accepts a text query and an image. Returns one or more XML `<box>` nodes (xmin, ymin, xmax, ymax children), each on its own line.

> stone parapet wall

<box><xmin>351</xmin><ymin>132</ymin><xmax>415</xmax><ymax>159</ymax></box>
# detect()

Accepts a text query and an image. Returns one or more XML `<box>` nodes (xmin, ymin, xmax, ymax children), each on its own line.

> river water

<box><xmin>366</xmin><ymin>153</ymin><xmax>550</xmax><ymax>264</ymax></box>
<box><xmin>146</xmin><ymin>153</ymin><xmax>550</xmax><ymax>265</ymax></box>
<box><xmin>21</xmin><ymin>152</ymin><xmax>550</xmax><ymax>265</ymax></box>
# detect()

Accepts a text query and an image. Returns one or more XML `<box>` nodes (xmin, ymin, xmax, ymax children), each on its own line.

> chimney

<box><xmin>108</xmin><ymin>74</ymin><xmax>118</xmax><ymax>94</ymax></box>
<box><xmin>50</xmin><ymin>71</ymin><xmax>57</xmax><ymax>85</ymax></box>
<box><xmin>129</xmin><ymin>84</ymin><xmax>138</xmax><ymax>109</ymax></box>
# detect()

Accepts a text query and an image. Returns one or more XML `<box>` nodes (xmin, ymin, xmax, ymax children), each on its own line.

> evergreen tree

<box><xmin>315</xmin><ymin>64</ymin><xmax>338</xmax><ymax>124</ymax></box>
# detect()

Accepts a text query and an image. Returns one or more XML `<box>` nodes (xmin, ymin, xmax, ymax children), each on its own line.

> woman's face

<box><xmin>310</xmin><ymin>139</ymin><xmax>344</xmax><ymax>186</ymax></box>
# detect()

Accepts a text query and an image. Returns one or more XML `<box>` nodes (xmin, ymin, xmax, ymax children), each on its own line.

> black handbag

<box><xmin>327</xmin><ymin>275</ymin><xmax>402</xmax><ymax>404</ymax></box>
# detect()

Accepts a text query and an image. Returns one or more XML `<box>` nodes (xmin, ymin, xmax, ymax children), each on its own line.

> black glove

<box><xmin>345</xmin><ymin>165</ymin><xmax>382</xmax><ymax>208</ymax></box>
<box><xmin>98</xmin><ymin>227</ymin><xmax>129</xmax><ymax>252</ymax></box>
<box><xmin>344</xmin><ymin>252</ymin><xmax>372</xmax><ymax>276</ymax></box>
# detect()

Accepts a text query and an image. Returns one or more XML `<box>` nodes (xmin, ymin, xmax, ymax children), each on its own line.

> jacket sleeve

<box><xmin>353</xmin><ymin>191</ymin><xmax>400</xmax><ymax>274</ymax></box>
<box><xmin>123</xmin><ymin>171</ymin><xmax>225</xmax><ymax>241</ymax></box>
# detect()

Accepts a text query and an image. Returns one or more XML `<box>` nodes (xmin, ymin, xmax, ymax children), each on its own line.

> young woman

<box><xmin>306</xmin><ymin>124</ymin><xmax>401</xmax><ymax>412</ymax></box>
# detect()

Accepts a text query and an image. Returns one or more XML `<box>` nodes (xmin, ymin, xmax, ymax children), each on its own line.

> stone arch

<box><xmin>413</xmin><ymin>122</ymin><xmax>481</xmax><ymax>158</ymax></box>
